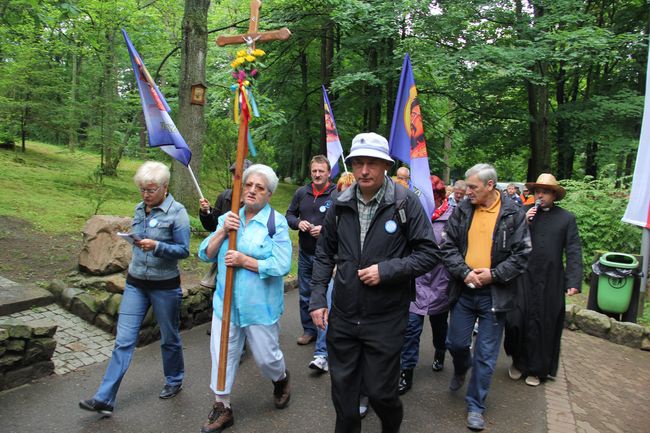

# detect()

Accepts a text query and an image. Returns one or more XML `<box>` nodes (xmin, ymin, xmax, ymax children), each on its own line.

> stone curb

<box><xmin>565</xmin><ymin>304</ymin><xmax>650</xmax><ymax>351</ymax></box>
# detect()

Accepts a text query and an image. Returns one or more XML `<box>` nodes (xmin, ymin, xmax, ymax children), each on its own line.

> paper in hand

<box><xmin>117</xmin><ymin>232</ymin><xmax>142</xmax><ymax>245</ymax></box>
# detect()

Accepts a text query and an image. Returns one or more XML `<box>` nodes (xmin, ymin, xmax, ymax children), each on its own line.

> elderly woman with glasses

<box><xmin>79</xmin><ymin>161</ymin><xmax>190</xmax><ymax>417</ymax></box>
<box><xmin>198</xmin><ymin>164</ymin><xmax>292</xmax><ymax>433</ymax></box>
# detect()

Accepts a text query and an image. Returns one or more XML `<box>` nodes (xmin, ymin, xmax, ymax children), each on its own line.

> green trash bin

<box><xmin>596</xmin><ymin>252</ymin><xmax>639</xmax><ymax>314</ymax></box>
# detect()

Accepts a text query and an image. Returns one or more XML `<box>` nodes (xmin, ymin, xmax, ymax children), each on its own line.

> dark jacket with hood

<box><xmin>440</xmin><ymin>193</ymin><xmax>531</xmax><ymax>312</ymax></box>
<box><xmin>309</xmin><ymin>178</ymin><xmax>439</xmax><ymax>323</ymax></box>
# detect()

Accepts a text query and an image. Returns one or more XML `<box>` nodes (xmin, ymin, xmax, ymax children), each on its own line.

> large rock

<box><xmin>69</xmin><ymin>292</ymin><xmax>99</xmax><ymax>323</ymax></box>
<box><xmin>29</xmin><ymin>319</ymin><xmax>57</xmax><ymax>338</ymax></box>
<box><xmin>609</xmin><ymin>320</ymin><xmax>646</xmax><ymax>348</ymax></box>
<box><xmin>61</xmin><ymin>287</ymin><xmax>84</xmax><ymax>309</ymax></box>
<box><xmin>575</xmin><ymin>309</ymin><xmax>611</xmax><ymax>338</ymax></box>
<box><xmin>105</xmin><ymin>293</ymin><xmax>122</xmax><ymax>316</ymax></box>
<box><xmin>0</xmin><ymin>319</ymin><xmax>31</xmax><ymax>339</ymax></box>
<box><xmin>78</xmin><ymin>215</ymin><xmax>132</xmax><ymax>276</ymax></box>
<box><xmin>67</xmin><ymin>272</ymin><xmax>126</xmax><ymax>294</ymax></box>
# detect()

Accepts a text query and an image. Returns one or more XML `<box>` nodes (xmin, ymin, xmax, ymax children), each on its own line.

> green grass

<box><xmin>0</xmin><ymin>141</ymin><xmax>300</xmax><ymax>276</ymax></box>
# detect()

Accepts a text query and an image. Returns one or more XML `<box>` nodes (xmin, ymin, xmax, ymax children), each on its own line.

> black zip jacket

<box><xmin>440</xmin><ymin>194</ymin><xmax>531</xmax><ymax>312</ymax></box>
<box><xmin>309</xmin><ymin>178</ymin><xmax>440</xmax><ymax>323</ymax></box>
<box><xmin>285</xmin><ymin>182</ymin><xmax>337</xmax><ymax>255</ymax></box>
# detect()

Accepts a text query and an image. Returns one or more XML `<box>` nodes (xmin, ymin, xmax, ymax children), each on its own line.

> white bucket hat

<box><xmin>345</xmin><ymin>133</ymin><xmax>394</xmax><ymax>165</ymax></box>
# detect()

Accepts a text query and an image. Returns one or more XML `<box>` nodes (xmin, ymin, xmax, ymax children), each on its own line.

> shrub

<box><xmin>560</xmin><ymin>178</ymin><xmax>642</xmax><ymax>280</ymax></box>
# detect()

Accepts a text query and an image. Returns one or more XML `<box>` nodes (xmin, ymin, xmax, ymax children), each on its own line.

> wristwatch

<box><xmin>490</xmin><ymin>268</ymin><xmax>497</xmax><ymax>282</ymax></box>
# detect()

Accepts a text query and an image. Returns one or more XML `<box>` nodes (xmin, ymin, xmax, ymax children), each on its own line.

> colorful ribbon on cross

<box><xmin>231</xmin><ymin>78</ymin><xmax>259</xmax><ymax>156</ymax></box>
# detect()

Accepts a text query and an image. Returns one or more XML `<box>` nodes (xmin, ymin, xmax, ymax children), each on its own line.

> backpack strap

<box><xmin>267</xmin><ymin>209</ymin><xmax>276</xmax><ymax>238</ymax></box>
<box><xmin>394</xmin><ymin>185</ymin><xmax>409</xmax><ymax>226</ymax></box>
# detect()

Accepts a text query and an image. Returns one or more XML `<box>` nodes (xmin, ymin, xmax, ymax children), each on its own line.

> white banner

<box><xmin>622</xmin><ymin>41</ymin><xmax>650</xmax><ymax>229</ymax></box>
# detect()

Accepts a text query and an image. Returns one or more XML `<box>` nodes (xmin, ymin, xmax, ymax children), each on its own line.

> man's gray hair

<box><xmin>453</xmin><ymin>179</ymin><xmax>466</xmax><ymax>190</ymax></box>
<box><xmin>134</xmin><ymin>161</ymin><xmax>170</xmax><ymax>187</ymax></box>
<box><xmin>243</xmin><ymin>164</ymin><xmax>279</xmax><ymax>193</ymax></box>
<box><xmin>465</xmin><ymin>163</ymin><xmax>498</xmax><ymax>185</ymax></box>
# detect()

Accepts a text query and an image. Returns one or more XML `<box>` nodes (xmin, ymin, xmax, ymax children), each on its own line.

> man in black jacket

<box><xmin>440</xmin><ymin>163</ymin><xmax>531</xmax><ymax>431</ymax></box>
<box><xmin>286</xmin><ymin>155</ymin><xmax>338</xmax><ymax>347</ymax></box>
<box><xmin>309</xmin><ymin>133</ymin><xmax>439</xmax><ymax>433</ymax></box>
<box><xmin>198</xmin><ymin>159</ymin><xmax>253</xmax><ymax>232</ymax></box>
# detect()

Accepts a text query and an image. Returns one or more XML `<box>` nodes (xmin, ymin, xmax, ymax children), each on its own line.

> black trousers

<box><xmin>327</xmin><ymin>311</ymin><xmax>408</xmax><ymax>433</ymax></box>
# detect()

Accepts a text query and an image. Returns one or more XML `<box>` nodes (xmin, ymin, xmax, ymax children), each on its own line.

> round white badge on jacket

<box><xmin>319</xmin><ymin>205</ymin><xmax>327</xmax><ymax>213</ymax></box>
<box><xmin>385</xmin><ymin>220</ymin><xmax>397</xmax><ymax>234</ymax></box>
<box><xmin>149</xmin><ymin>218</ymin><xmax>158</xmax><ymax>228</ymax></box>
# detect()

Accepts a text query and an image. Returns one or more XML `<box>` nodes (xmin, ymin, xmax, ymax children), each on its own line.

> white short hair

<box><xmin>243</xmin><ymin>164</ymin><xmax>279</xmax><ymax>193</ymax></box>
<box><xmin>133</xmin><ymin>161</ymin><xmax>170</xmax><ymax>187</ymax></box>
<box><xmin>465</xmin><ymin>163</ymin><xmax>497</xmax><ymax>185</ymax></box>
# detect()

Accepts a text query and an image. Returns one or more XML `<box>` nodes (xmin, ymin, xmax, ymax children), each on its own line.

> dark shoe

<box><xmin>432</xmin><ymin>351</ymin><xmax>445</xmax><ymax>372</ymax></box>
<box><xmin>201</xmin><ymin>402</ymin><xmax>234</xmax><ymax>433</ymax></box>
<box><xmin>159</xmin><ymin>384</ymin><xmax>182</xmax><ymax>399</ymax></box>
<box><xmin>397</xmin><ymin>369</ymin><xmax>413</xmax><ymax>395</ymax></box>
<box><xmin>296</xmin><ymin>334</ymin><xmax>316</xmax><ymax>345</ymax></box>
<box><xmin>467</xmin><ymin>411</ymin><xmax>485</xmax><ymax>431</ymax></box>
<box><xmin>79</xmin><ymin>398</ymin><xmax>113</xmax><ymax>417</ymax></box>
<box><xmin>272</xmin><ymin>370</ymin><xmax>291</xmax><ymax>409</ymax></box>
<box><xmin>449</xmin><ymin>374</ymin><xmax>466</xmax><ymax>392</ymax></box>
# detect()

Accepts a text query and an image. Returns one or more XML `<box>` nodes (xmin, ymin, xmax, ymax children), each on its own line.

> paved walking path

<box><xmin>0</xmin><ymin>288</ymin><xmax>649</xmax><ymax>433</ymax></box>
<box><xmin>8</xmin><ymin>304</ymin><xmax>114</xmax><ymax>375</ymax></box>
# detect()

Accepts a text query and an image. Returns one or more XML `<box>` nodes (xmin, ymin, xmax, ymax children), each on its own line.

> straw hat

<box><xmin>525</xmin><ymin>173</ymin><xmax>566</xmax><ymax>201</ymax></box>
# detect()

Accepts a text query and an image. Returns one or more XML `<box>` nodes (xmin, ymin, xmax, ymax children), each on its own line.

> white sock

<box><xmin>215</xmin><ymin>394</ymin><xmax>231</xmax><ymax>408</ymax></box>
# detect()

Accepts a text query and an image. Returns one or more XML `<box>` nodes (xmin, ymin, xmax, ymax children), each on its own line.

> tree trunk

<box><xmin>100</xmin><ymin>30</ymin><xmax>120</xmax><ymax>176</ymax></box>
<box><xmin>384</xmin><ymin>38</ymin><xmax>396</xmax><ymax>138</ymax></box>
<box><xmin>68</xmin><ymin>51</ymin><xmax>79</xmax><ymax>153</ymax></box>
<box><xmin>298</xmin><ymin>50</ymin><xmax>312</xmax><ymax>181</ymax></box>
<box><xmin>525</xmin><ymin>2</ymin><xmax>551</xmax><ymax>181</ymax></box>
<box><xmin>585</xmin><ymin>141</ymin><xmax>598</xmax><ymax>178</ymax></box>
<box><xmin>172</xmin><ymin>0</ymin><xmax>210</xmax><ymax>210</ymax></box>
<box><xmin>555</xmin><ymin>61</ymin><xmax>573</xmax><ymax>179</ymax></box>
<box><xmin>367</xmin><ymin>47</ymin><xmax>381</xmax><ymax>132</ymax></box>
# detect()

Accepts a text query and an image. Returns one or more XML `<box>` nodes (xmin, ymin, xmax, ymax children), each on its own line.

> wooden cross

<box><xmin>217</xmin><ymin>0</ymin><xmax>291</xmax><ymax>49</ymax></box>
<box><xmin>215</xmin><ymin>0</ymin><xmax>291</xmax><ymax>392</ymax></box>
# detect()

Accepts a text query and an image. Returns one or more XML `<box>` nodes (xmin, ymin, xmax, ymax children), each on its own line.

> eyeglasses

<box><xmin>243</xmin><ymin>182</ymin><xmax>267</xmax><ymax>193</ymax></box>
<box><xmin>140</xmin><ymin>186</ymin><xmax>162</xmax><ymax>195</ymax></box>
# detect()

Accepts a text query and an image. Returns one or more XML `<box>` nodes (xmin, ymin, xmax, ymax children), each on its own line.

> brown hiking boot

<box><xmin>272</xmin><ymin>370</ymin><xmax>291</xmax><ymax>409</ymax></box>
<box><xmin>200</xmin><ymin>402</ymin><xmax>234</xmax><ymax>433</ymax></box>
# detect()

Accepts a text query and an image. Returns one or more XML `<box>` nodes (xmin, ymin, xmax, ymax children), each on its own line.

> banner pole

<box><xmin>186</xmin><ymin>165</ymin><xmax>205</xmax><ymax>199</ymax></box>
<box><xmin>639</xmin><ymin>228</ymin><xmax>649</xmax><ymax>316</ymax></box>
<box><xmin>340</xmin><ymin>154</ymin><xmax>348</xmax><ymax>173</ymax></box>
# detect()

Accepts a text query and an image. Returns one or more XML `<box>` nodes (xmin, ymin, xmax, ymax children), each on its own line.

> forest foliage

<box><xmin>0</xmin><ymin>0</ymin><xmax>647</xmax><ymax>188</ymax></box>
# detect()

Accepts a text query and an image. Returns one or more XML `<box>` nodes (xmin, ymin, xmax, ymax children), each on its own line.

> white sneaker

<box><xmin>359</xmin><ymin>395</ymin><xmax>369</xmax><ymax>418</ymax></box>
<box><xmin>508</xmin><ymin>364</ymin><xmax>522</xmax><ymax>380</ymax></box>
<box><xmin>308</xmin><ymin>356</ymin><xmax>329</xmax><ymax>373</ymax></box>
<box><xmin>525</xmin><ymin>376</ymin><xmax>541</xmax><ymax>386</ymax></box>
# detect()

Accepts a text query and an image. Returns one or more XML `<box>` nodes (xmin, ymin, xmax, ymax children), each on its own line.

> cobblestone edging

<box><xmin>47</xmin><ymin>280</ymin><xmax>214</xmax><ymax>347</ymax></box>
<box><xmin>0</xmin><ymin>317</ymin><xmax>58</xmax><ymax>390</ymax></box>
<box><xmin>564</xmin><ymin>304</ymin><xmax>650</xmax><ymax>350</ymax></box>
<box><xmin>7</xmin><ymin>304</ymin><xmax>114</xmax><ymax>376</ymax></box>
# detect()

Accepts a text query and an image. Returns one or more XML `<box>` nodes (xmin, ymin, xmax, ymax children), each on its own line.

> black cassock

<box><xmin>505</xmin><ymin>205</ymin><xmax>583</xmax><ymax>378</ymax></box>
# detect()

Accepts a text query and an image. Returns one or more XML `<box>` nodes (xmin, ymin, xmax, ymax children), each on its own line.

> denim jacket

<box><xmin>128</xmin><ymin>193</ymin><xmax>190</xmax><ymax>280</ymax></box>
<box><xmin>198</xmin><ymin>203</ymin><xmax>292</xmax><ymax>327</ymax></box>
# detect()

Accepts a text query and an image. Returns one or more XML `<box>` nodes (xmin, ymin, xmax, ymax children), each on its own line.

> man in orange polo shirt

<box><xmin>441</xmin><ymin>163</ymin><xmax>531</xmax><ymax>431</ymax></box>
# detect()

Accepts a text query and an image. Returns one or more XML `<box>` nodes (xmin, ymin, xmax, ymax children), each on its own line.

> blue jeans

<box><xmin>401</xmin><ymin>310</ymin><xmax>448</xmax><ymax>370</ymax></box>
<box><xmin>446</xmin><ymin>292</ymin><xmax>505</xmax><ymax>414</ymax></box>
<box><xmin>298</xmin><ymin>250</ymin><xmax>317</xmax><ymax>337</ymax></box>
<box><xmin>94</xmin><ymin>283</ymin><xmax>184</xmax><ymax>405</ymax></box>
<box><xmin>313</xmin><ymin>279</ymin><xmax>333</xmax><ymax>357</ymax></box>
